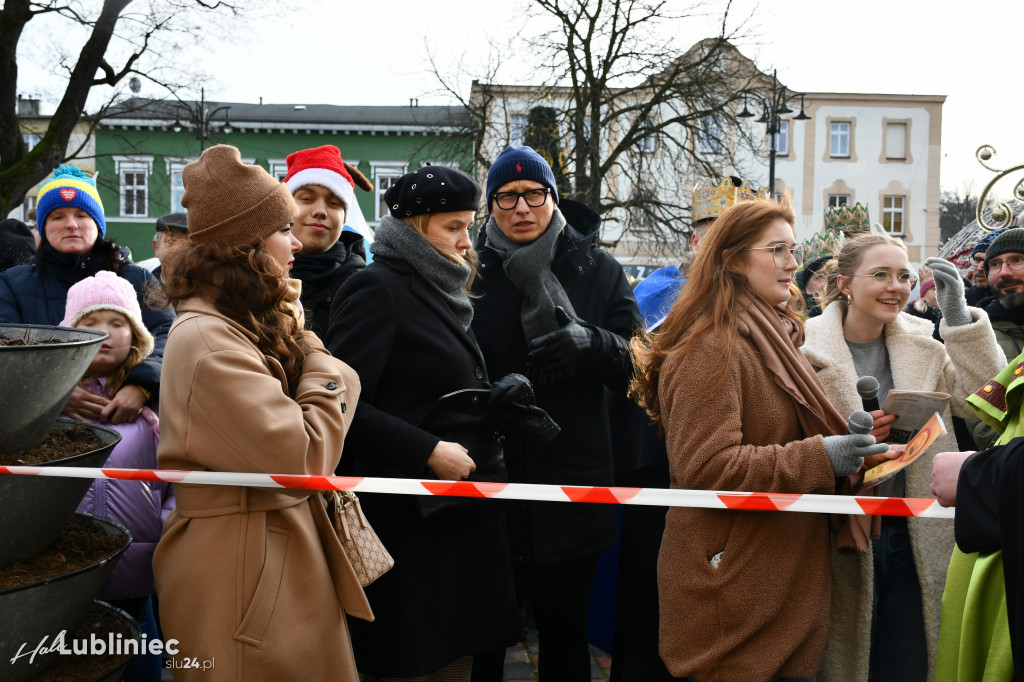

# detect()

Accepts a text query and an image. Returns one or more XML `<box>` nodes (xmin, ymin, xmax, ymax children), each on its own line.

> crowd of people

<box><xmin>1</xmin><ymin>145</ymin><xmax>1023</xmax><ymax>682</ymax></box>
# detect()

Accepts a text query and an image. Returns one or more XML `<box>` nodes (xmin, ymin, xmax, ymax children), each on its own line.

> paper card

<box><xmin>862</xmin><ymin>412</ymin><xmax>947</xmax><ymax>488</ymax></box>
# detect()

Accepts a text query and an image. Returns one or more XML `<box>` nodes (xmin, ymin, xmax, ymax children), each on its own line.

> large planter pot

<box><xmin>0</xmin><ymin>420</ymin><xmax>121</xmax><ymax>568</ymax></box>
<box><xmin>0</xmin><ymin>514</ymin><xmax>131</xmax><ymax>682</ymax></box>
<box><xmin>0</xmin><ymin>324</ymin><xmax>108</xmax><ymax>454</ymax></box>
<box><xmin>27</xmin><ymin>601</ymin><xmax>141</xmax><ymax>682</ymax></box>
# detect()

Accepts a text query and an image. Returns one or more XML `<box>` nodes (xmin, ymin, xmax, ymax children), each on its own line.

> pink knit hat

<box><xmin>61</xmin><ymin>271</ymin><xmax>155</xmax><ymax>358</ymax></box>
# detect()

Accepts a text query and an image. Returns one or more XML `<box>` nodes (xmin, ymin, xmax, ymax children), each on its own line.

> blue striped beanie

<box><xmin>36</xmin><ymin>164</ymin><xmax>106</xmax><ymax>237</ymax></box>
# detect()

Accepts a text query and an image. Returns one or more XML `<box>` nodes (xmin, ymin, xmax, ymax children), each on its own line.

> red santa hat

<box><xmin>284</xmin><ymin>145</ymin><xmax>374</xmax><ymax>244</ymax></box>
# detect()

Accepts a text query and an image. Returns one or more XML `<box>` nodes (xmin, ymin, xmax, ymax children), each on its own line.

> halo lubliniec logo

<box><xmin>9</xmin><ymin>630</ymin><xmax>179</xmax><ymax>666</ymax></box>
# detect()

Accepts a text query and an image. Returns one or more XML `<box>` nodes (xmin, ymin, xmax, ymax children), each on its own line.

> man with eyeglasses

<box><xmin>977</xmin><ymin>227</ymin><xmax>1024</xmax><ymax>362</ymax></box>
<box><xmin>471</xmin><ymin>145</ymin><xmax>640</xmax><ymax>682</ymax></box>
<box><xmin>965</xmin><ymin>228</ymin><xmax>1006</xmax><ymax>306</ymax></box>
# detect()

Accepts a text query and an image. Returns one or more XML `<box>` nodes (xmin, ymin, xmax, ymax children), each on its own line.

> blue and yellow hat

<box><xmin>35</xmin><ymin>164</ymin><xmax>106</xmax><ymax>237</ymax></box>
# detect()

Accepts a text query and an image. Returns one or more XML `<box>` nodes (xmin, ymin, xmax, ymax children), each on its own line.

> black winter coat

<box><xmin>290</xmin><ymin>231</ymin><xmax>365</xmax><ymax>339</ymax></box>
<box><xmin>325</xmin><ymin>255</ymin><xmax>519</xmax><ymax>677</ymax></box>
<box><xmin>472</xmin><ymin>199</ymin><xmax>641</xmax><ymax>565</ymax></box>
<box><xmin>0</xmin><ymin>241</ymin><xmax>172</xmax><ymax>394</ymax></box>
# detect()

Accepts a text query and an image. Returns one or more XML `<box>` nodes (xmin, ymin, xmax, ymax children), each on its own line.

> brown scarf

<box><xmin>737</xmin><ymin>294</ymin><xmax>875</xmax><ymax>553</ymax></box>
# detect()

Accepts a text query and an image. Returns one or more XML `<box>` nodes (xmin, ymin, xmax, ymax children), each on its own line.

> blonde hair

<box><xmin>401</xmin><ymin>213</ymin><xmax>479</xmax><ymax>292</ymax></box>
<box><xmin>818</xmin><ymin>233</ymin><xmax>909</xmax><ymax>311</ymax></box>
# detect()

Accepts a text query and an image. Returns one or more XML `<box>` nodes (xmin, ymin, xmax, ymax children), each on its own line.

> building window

<box><xmin>629</xmin><ymin>190</ymin><xmax>656</xmax><ymax>232</ymax></box>
<box><xmin>268</xmin><ymin>159</ymin><xmax>288</xmax><ymax>182</ymax></box>
<box><xmin>882</xmin><ymin>195</ymin><xmax>905</xmax><ymax>235</ymax></box>
<box><xmin>828</xmin><ymin>194</ymin><xmax>849</xmax><ymax>208</ymax></box>
<box><xmin>634</xmin><ymin>119</ymin><xmax>656</xmax><ymax>154</ymax></box>
<box><xmin>113</xmin><ymin>155</ymin><xmax>154</xmax><ymax>218</ymax></box>
<box><xmin>370</xmin><ymin>162</ymin><xmax>409</xmax><ymax>222</ymax></box>
<box><xmin>774</xmin><ymin>120</ymin><xmax>789</xmax><ymax>156</ymax></box>
<box><xmin>830</xmin><ymin>122</ymin><xmax>851</xmax><ymax>158</ymax></box>
<box><xmin>698</xmin><ymin>115</ymin><xmax>721</xmax><ymax>155</ymax></box>
<box><xmin>510</xmin><ymin>115</ymin><xmax>528</xmax><ymax>146</ymax></box>
<box><xmin>885</xmin><ymin>122</ymin><xmax>907</xmax><ymax>160</ymax></box>
<box><xmin>22</xmin><ymin>133</ymin><xmax>42</xmax><ymax>154</ymax></box>
<box><xmin>164</xmin><ymin>158</ymin><xmax>193</xmax><ymax>214</ymax></box>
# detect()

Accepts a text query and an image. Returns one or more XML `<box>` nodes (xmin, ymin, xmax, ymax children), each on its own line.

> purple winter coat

<box><xmin>70</xmin><ymin>379</ymin><xmax>175</xmax><ymax>600</ymax></box>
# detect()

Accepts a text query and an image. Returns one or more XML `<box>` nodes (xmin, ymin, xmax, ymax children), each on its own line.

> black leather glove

<box><xmin>488</xmin><ymin>373</ymin><xmax>535</xmax><ymax>409</ymax></box>
<box><xmin>526</xmin><ymin>307</ymin><xmax>595</xmax><ymax>371</ymax></box>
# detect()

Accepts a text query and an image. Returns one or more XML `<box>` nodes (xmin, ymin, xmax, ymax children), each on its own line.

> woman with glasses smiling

<box><xmin>800</xmin><ymin>232</ymin><xmax>1006</xmax><ymax>682</ymax></box>
<box><xmin>631</xmin><ymin>198</ymin><xmax>888</xmax><ymax>681</ymax></box>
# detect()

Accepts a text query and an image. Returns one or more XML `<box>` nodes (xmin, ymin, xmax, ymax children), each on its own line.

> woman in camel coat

<box><xmin>153</xmin><ymin>146</ymin><xmax>371</xmax><ymax>681</ymax></box>
<box><xmin>801</xmin><ymin>234</ymin><xmax>1005</xmax><ymax>681</ymax></box>
<box><xmin>631</xmin><ymin>199</ymin><xmax>887</xmax><ymax>681</ymax></box>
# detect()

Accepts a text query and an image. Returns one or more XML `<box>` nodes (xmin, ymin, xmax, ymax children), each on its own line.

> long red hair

<box><xmin>630</xmin><ymin>197</ymin><xmax>804</xmax><ymax>429</ymax></box>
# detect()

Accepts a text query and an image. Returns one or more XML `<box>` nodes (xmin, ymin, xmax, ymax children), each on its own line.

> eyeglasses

<box><xmin>850</xmin><ymin>271</ymin><xmax>918</xmax><ymax>290</ymax></box>
<box><xmin>987</xmin><ymin>255</ymin><xmax>1024</xmax><ymax>275</ymax></box>
<box><xmin>492</xmin><ymin>188</ymin><xmax>551</xmax><ymax>210</ymax></box>
<box><xmin>744</xmin><ymin>243</ymin><xmax>805</xmax><ymax>268</ymax></box>
<box><xmin>971</xmin><ymin>254</ymin><xmax>986</xmax><ymax>265</ymax></box>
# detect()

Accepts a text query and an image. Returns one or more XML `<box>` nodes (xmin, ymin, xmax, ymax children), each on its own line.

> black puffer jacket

<box><xmin>0</xmin><ymin>240</ymin><xmax>172</xmax><ymax>394</ymax></box>
<box><xmin>290</xmin><ymin>231</ymin><xmax>366</xmax><ymax>339</ymax></box>
<box><xmin>472</xmin><ymin>199</ymin><xmax>641</xmax><ymax>565</ymax></box>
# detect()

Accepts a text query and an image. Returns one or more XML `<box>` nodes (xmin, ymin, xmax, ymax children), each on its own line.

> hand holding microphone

<box><xmin>857</xmin><ymin>375</ymin><xmax>895</xmax><ymax>441</ymax></box>
<box><xmin>823</xmin><ymin>410</ymin><xmax>890</xmax><ymax>477</ymax></box>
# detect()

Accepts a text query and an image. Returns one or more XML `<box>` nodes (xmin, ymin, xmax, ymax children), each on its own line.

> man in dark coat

<box><xmin>283</xmin><ymin>145</ymin><xmax>373</xmax><ymax>338</ymax></box>
<box><xmin>471</xmin><ymin>145</ymin><xmax>640</xmax><ymax>682</ymax></box>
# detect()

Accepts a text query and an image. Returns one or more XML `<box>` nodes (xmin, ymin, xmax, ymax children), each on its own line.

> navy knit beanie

<box><xmin>485</xmin><ymin>146</ymin><xmax>559</xmax><ymax>209</ymax></box>
<box><xmin>985</xmin><ymin>227</ymin><xmax>1024</xmax><ymax>271</ymax></box>
<box><xmin>973</xmin><ymin>227</ymin><xmax>1007</xmax><ymax>256</ymax></box>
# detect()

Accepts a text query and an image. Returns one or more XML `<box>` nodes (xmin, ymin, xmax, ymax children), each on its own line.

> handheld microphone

<box><xmin>856</xmin><ymin>376</ymin><xmax>880</xmax><ymax>413</ymax></box>
<box><xmin>847</xmin><ymin>409</ymin><xmax>874</xmax><ymax>436</ymax></box>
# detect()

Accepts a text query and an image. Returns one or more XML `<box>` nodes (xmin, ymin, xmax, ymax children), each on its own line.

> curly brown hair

<box><xmin>630</xmin><ymin>198</ymin><xmax>804</xmax><ymax>430</ymax></box>
<box><xmin>160</xmin><ymin>239</ymin><xmax>309</xmax><ymax>395</ymax></box>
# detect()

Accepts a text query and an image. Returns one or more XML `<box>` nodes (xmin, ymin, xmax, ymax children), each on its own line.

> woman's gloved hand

<box><xmin>488</xmin><ymin>373</ymin><xmax>535</xmax><ymax>409</ymax></box>
<box><xmin>823</xmin><ymin>433</ymin><xmax>889</xmax><ymax>477</ymax></box>
<box><xmin>926</xmin><ymin>257</ymin><xmax>971</xmax><ymax>327</ymax></box>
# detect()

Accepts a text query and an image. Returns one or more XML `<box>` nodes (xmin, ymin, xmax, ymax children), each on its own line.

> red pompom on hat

<box><xmin>284</xmin><ymin>145</ymin><xmax>374</xmax><ymax>244</ymax></box>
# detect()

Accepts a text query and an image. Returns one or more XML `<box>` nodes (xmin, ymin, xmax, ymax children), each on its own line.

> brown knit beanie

<box><xmin>182</xmin><ymin>145</ymin><xmax>298</xmax><ymax>247</ymax></box>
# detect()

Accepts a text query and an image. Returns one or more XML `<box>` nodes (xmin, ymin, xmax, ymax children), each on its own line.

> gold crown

<box><xmin>802</xmin><ymin>229</ymin><xmax>844</xmax><ymax>265</ymax></box>
<box><xmin>824</xmin><ymin>202</ymin><xmax>871</xmax><ymax>237</ymax></box>
<box><xmin>692</xmin><ymin>176</ymin><xmax>772</xmax><ymax>224</ymax></box>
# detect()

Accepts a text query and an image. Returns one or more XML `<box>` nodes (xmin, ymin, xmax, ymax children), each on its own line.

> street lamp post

<box><xmin>171</xmin><ymin>87</ymin><xmax>233</xmax><ymax>152</ymax></box>
<box><xmin>736</xmin><ymin>69</ymin><xmax>810</xmax><ymax>196</ymax></box>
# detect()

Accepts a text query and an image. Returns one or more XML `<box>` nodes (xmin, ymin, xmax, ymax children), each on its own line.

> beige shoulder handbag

<box><xmin>330</xmin><ymin>490</ymin><xmax>394</xmax><ymax>587</ymax></box>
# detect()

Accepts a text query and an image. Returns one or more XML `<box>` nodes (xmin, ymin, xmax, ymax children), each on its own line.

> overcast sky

<box><xmin>19</xmin><ymin>0</ymin><xmax>1024</xmax><ymax>197</ymax></box>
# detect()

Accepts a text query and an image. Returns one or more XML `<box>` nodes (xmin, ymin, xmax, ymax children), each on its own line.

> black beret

<box><xmin>155</xmin><ymin>212</ymin><xmax>189</xmax><ymax>234</ymax></box>
<box><xmin>384</xmin><ymin>165</ymin><xmax>481</xmax><ymax>219</ymax></box>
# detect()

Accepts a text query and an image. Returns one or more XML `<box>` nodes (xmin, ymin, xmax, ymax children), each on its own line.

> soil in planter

<box><xmin>0</xmin><ymin>516</ymin><xmax>126</xmax><ymax>591</ymax></box>
<box><xmin>0</xmin><ymin>336</ymin><xmax>67</xmax><ymax>346</ymax></box>
<box><xmin>29</xmin><ymin>602</ymin><xmax>135</xmax><ymax>682</ymax></box>
<box><xmin>0</xmin><ymin>425</ymin><xmax>102</xmax><ymax>466</ymax></box>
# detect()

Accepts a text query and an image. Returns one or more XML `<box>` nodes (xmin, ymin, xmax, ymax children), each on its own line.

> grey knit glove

<box><xmin>926</xmin><ymin>257</ymin><xmax>971</xmax><ymax>327</ymax></box>
<box><xmin>823</xmin><ymin>433</ymin><xmax>888</xmax><ymax>477</ymax></box>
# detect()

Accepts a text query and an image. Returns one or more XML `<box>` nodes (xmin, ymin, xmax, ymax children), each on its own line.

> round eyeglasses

<box><xmin>849</xmin><ymin>271</ymin><xmax>918</xmax><ymax>290</ymax></box>
<box><xmin>744</xmin><ymin>243</ymin><xmax>805</xmax><ymax>268</ymax></box>
<box><xmin>987</xmin><ymin>255</ymin><xmax>1024</xmax><ymax>275</ymax></box>
<box><xmin>492</xmin><ymin>188</ymin><xmax>551</xmax><ymax>210</ymax></box>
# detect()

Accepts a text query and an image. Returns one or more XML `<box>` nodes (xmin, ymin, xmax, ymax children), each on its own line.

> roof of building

<box><xmin>101</xmin><ymin>97</ymin><xmax>471</xmax><ymax>133</ymax></box>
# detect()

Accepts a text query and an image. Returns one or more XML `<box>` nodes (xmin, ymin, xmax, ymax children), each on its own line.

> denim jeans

<box><xmin>869</xmin><ymin>517</ymin><xmax>928</xmax><ymax>681</ymax></box>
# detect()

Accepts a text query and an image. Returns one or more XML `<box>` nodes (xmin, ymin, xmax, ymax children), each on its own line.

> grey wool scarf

<box><xmin>370</xmin><ymin>215</ymin><xmax>474</xmax><ymax>330</ymax></box>
<box><xmin>483</xmin><ymin>209</ymin><xmax>579</xmax><ymax>340</ymax></box>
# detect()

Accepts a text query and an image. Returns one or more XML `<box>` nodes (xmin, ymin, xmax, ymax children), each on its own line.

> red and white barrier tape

<box><xmin>0</xmin><ymin>465</ymin><xmax>954</xmax><ymax>518</ymax></box>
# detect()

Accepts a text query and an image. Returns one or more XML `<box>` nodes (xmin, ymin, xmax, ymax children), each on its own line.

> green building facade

<box><xmin>94</xmin><ymin>98</ymin><xmax>474</xmax><ymax>259</ymax></box>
